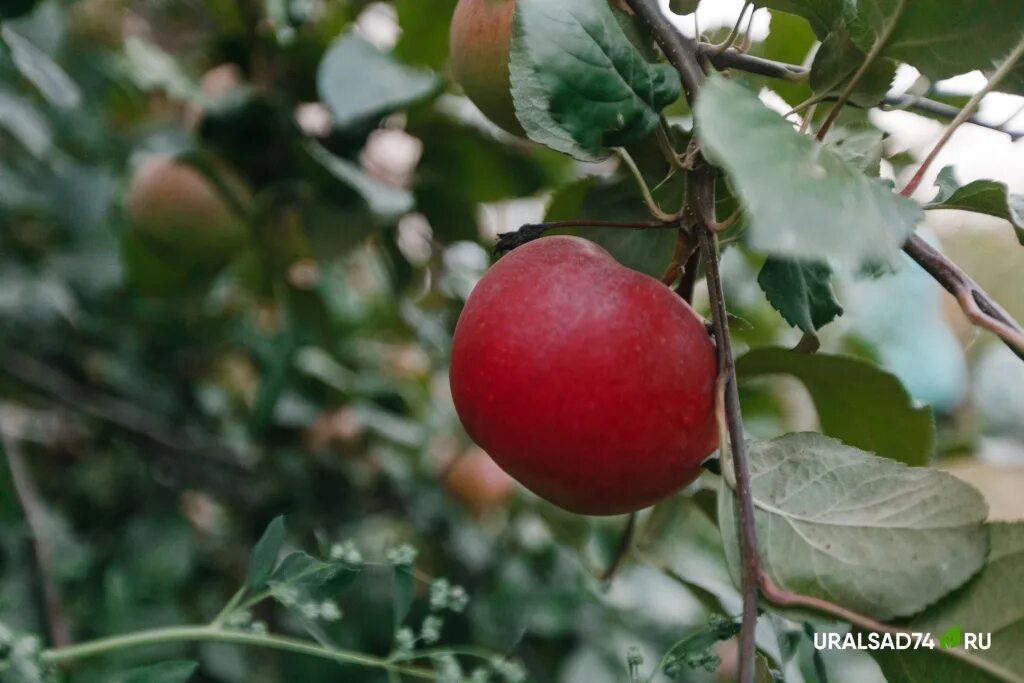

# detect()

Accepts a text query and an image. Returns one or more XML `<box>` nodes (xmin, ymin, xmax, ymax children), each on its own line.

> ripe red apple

<box><xmin>449</xmin><ymin>0</ymin><xmax>522</xmax><ymax>135</ymax></box>
<box><xmin>444</xmin><ymin>447</ymin><xmax>517</xmax><ymax>516</ymax></box>
<box><xmin>126</xmin><ymin>155</ymin><xmax>249</xmax><ymax>266</ymax></box>
<box><xmin>449</xmin><ymin>236</ymin><xmax>718</xmax><ymax>515</ymax></box>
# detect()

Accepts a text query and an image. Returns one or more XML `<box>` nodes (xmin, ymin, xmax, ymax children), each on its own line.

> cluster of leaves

<box><xmin>0</xmin><ymin>0</ymin><xmax>1022</xmax><ymax>682</ymax></box>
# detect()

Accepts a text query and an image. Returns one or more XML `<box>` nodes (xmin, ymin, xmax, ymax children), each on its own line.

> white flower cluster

<box><xmin>429</xmin><ymin>578</ymin><xmax>469</xmax><ymax>613</ymax></box>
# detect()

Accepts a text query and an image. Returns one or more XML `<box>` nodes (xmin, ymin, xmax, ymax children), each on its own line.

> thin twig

<box><xmin>2</xmin><ymin>436</ymin><xmax>72</xmax><ymax>648</ymax></box>
<box><xmin>900</xmin><ymin>34</ymin><xmax>1024</xmax><ymax>197</ymax></box>
<box><xmin>759</xmin><ymin>575</ymin><xmax>1021</xmax><ymax>682</ymax></box>
<box><xmin>622</xmin><ymin>3</ymin><xmax>761</xmax><ymax>680</ymax></box>
<box><xmin>816</xmin><ymin>0</ymin><xmax>908</xmax><ymax>141</ymax></box>
<box><xmin>614</xmin><ymin>148</ymin><xmax>685</xmax><ymax>222</ymax></box>
<box><xmin>701</xmin><ymin>48</ymin><xmax>1024</xmax><ymax>140</ymax></box>
<box><xmin>494</xmin><ymin>219</ymin><xmax>680</xmax><ymax>254</ymax></box>
<box><xmin>710</xmin><ymin>2</ymin><xmax>752</xmax><ymax>55</ymax></box>
<box><xmin>903</xmin><ymin>235</ymin><xmax>1024</xmax><ymax>360</ymax></box>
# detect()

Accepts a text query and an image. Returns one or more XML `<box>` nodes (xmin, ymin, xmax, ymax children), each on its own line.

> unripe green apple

<box><xmin>449</xmin><ymin>236</ymin><xmax>718</xmax><ymax>515</ymax></box>
<box><xmin>449</xmin><ymin>0</ymin><xmax>523</xmax><ymax>135</ymax></box>
<box><xmin>125</xmin><ymin>156</ymin><xmax>249</xmax><ymax>266</ymax></box>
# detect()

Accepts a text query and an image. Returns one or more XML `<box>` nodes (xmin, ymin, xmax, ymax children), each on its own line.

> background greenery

<box><xmin>0</xmin><ymin>0</ymin><xmax>1022</xmax><ymax>681</ymax></box>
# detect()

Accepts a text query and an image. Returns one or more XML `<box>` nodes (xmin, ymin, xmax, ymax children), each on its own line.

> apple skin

<box><xmin>449</xmin><ymin>0</ymin><xmax>523</xmax><ymax>135</ymax></box>
<box><xmin>126</xmin><ymin>155</ymin><xmax>249</xmax><ymax>266</ymax></box>
<box><xmin>449</xmin><ymin>236</ymin><xmax>718</xmax><ymax>516</ymax></box>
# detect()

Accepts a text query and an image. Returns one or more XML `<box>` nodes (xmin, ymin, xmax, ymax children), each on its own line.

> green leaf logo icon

<box><xmin>939</xmin><ymin>626</ymin><xmax>962</xmax><ymax>649</ymax></box>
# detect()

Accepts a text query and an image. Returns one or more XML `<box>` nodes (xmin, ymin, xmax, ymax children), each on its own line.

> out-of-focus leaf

<box><xmin>872</xmin><ymin>522</ymin><xmax>1024</xmax><ymax>681</ymax></box>
<box><xmin>751</xmin><ymin>0</ymin><xmax>852</xmax><ymax>37</ymax></box>
<box><xmin>809</xmin><ymin>27</ymin><xmax>896</xmax><ymax>108</ymax></box>
<box><xmin>2</xmin><ymin>24</ymin><xmax>80</xmax><ymax>109</ymax></box>
<box><xmin>119</xmin><ymin>661</ymin><xmax>198</xmax><ymax>683</ymax></box>
<box><xmin>268</xmin><ymin>551</ymin><xmax>360</xmax><ymax>602</ymax></box>
<box><xmin>695</xmin><ymin>74</ymin><xmax>921</xmax><ymax>268</ymax></box>
<box><xmin>660</xmin><ymin>615</ymin><xmax>741</xmax><ymax>678</ymax></box>
<box><xmin>757</xmin><ymin>257</ymin><xmax>843</xmax><ymax>335</ymax></box>
<box><xmin>122</xmin><ymin>36</ymin><xmax>197</xmax><ymax>101</ymax></box>
<box><xmin>392</xmin><ymin>563</ymin><xmax>414</xmax><ymax>629</ymax></box>
<box><xmin>306</xmin><ymin>141</ymin><xmax>413</xmax><ymax>222</ymax></box>
<box><xmin>317</xmin><ymin>30</ymin><xmax>438</xmax><ymax>129</ymax></box>
<box><xmin>928</xmin><ymin>166</ymin><xmax>1024</xmax><ymax>246</ymax></box>
<box><xmin>510</xmin><ymin>0</ymin><xmax>681</xmax><ymax>160</ymax></box>
<box><xmin>719</xmin><ymin>433</ymin><xmax>988</xmax><ymax>621</ymax></box>
<box><xmin>245</xmin><ymin>515</ymin><xmax>286</xmax><ymax>589</ymax></box>
<box><xmin>848</xmin><ymin>1</ymin><xmax>1024</xmax><ymax>92</ymax></box>
<box><xmin>0</xmin><ymin>87</ymin><xmax>52</xmax><ymax>158</ymax></box>
<box><xmin>393</xmin><ymin>0</ymin><xmax>456</xmax><ymax>69</ymax></box>
<box><xmin>0</xmin><ymin>0</ymin><xmax>37</xmax><ymax>20</ymax></box>
<box><xmin>750</xmin><ymin>10</ymin><xmax>816</xmax><ymax>105</ymax></box>
<box><xmin>736</xmin><ymin>347</ymin><xmax>934</xmax><ymax>465</ymax></box>
<box><xmin>824</xmin><ymin>124</ymin><xmax>884</xmax><ymax>176</ymax></box>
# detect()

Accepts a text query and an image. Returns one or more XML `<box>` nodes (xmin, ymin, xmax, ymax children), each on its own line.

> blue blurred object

<box><xmin>843</xmin><ymin>234</ymin><xmax>969</xmax><ymax>415</ymax></box>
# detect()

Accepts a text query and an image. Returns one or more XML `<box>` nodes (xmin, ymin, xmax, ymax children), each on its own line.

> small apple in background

<box><xmin>125</xmin><ymin>155</ymin><xmax>250</xmax><ymax>267</ymax></box>
<box><xmin>449</xmin><ymin>0</ymin><xmax>522</xmax><ymax>135</ymax></box>
<box><xmin>444</xmin><ymin>447</ymin><xmax>517</xmax><ymax>516</ymax></box>
<box><xmin>449</xmin><ymin>236</ymin><xmax>718</xmax><ymax>516</ymax></box>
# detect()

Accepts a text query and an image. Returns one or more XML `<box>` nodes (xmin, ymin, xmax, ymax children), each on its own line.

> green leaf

<box><xmin>544</xmin><ymin>175</ymin><xmax>680</xmax><ymax>278</ymax></box>
<box><xmin>736</xmin><ymin>348</ymin><xmax>934</xmax><ymax>465</ymax></box>
<box><xmin>119</xmin><ymin>661</ymin><xmax>199</xmax><ymax>683</ymax></box>
<box><xmin>0</xmin><ymin>87</ymin><xmax>51</xmax><ymax>158</ymax></box>
<box><xmin>317</xmin><ymin>30</ymin><xmax>439</xmax><ymax>129</ymax></box>
<box><xmin>824</xmin><ymin>124</ymin><xmax>884</xmax><ymax>176</ymax></box>
<box><xmin>392</xmin><ymin>564</ymin><xmax>414</xmax><ymax>629</ymax></box>
<box><xmin>393</xmin><ymin>0</ymin><xmax>457</xmax><ymax>69</ymax></box>
<box><xmin>268</xmin><ymin>551</ymin><xmax>360</xmax><ymax>602</ymax></box>
<box><xmin>757</xmin><ymin>257</ymin><xmax>843</xmax><ymax>335</ymax></box>
<box><xmin>122</xmin><ymin>37</ymin><xmax>197</xmax><ymax>102</ymax></box>
<box><xmin>245</xmin><ymin>516</ymin><xmax>286</xmax><ymax>589</ymax></box>
<box><xmin>661</xmin><ymin>615</ymin><xmax>741</xmax><ymax>677</ymax></box>
<box><xmin>751</xmin><ymin>0</ymin><xmax>854</xmax><ymax>37</ymax></box>
<box><xmin>927</xmin><ymin>167</ymin><xmax>1024</xmax><ymax>246</ymax></box>
<box><xmin>877</xmin><ymin>523</ymin><xmax>1024</xmax><ymax>680</ymax></box>
<box><xmin>718</xmin><ymin>433</ymin><xmax>988</xmax><ymax>621</ymax></box>
<box><xmin>809</xmin><ymin>27</ymin><xmax>896</xmax><ymax>107</ymax></box>
<box><xmin>848</xmin><ymin>1</ymin><xmax>1024</xmax><ymax>89</ymax></box>
<box><xmin>510</xmin><ymin>0</ymin><xmax>681</xmax><ymax>160</ymax></box>
<box><xmin>694</xmin><ymin>74</ymin><xmax>921</xmax><ymax>268</ymax></box>
<box><xmin>306</xmin><ymin>141</ymin><xmax>414</xmax><ymax>221</ymax></box>
<box><xmin>1</xmin><ymin>25</ymin><xmax>81</xmax><ymax>109</ymax></box>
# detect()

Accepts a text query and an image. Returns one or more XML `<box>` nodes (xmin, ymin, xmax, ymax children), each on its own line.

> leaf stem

<box><xmin>614</xmin><ymin>147</ymin><xmax>685</xmax><ymax>221</ymax></box>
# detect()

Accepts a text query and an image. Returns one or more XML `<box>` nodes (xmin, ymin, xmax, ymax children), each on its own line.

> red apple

<box><xmin>449</xmin><ymin>0</ymin><xmax>522</xmax><ymax>135</ymax></box>
<box><xmin>449</xmin><ymin>236</ymin><xmax>718</xmax><ymax>515</ymax></box>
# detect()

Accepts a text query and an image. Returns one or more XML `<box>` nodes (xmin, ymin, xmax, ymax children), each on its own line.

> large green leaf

<box><xmin>848</xmin><ymin>1</ymin><xmax>1024</xmax><ymax>89</ymax></box>
<box><xmin>245</xmin><ymin>515</ymin><xmax>286</xmax><ymax>589</ymax></box>
<box><xmin>928</xmin><ymin>167</ymin><xmax>1024</xmax><ymax>247</ymax></box>
<box><xmin>719</xmin><ymin>433</ymin><xmax>988</xmax><ymax>620</ymax></box>
<box><xmin>509</xmin><ymin>0</ymin><xmax>681</xmax><ymax>161</ymax></box>
<box><xmin>736</xmin><ymin>347</ymin><xmax>934</xmax><ymax>465</ymax></box>
<box><xmin>751</xmin><ymin>0</ymin><xmax>853</xmax><ymax>37</ymax></box>
<box><xmin>544</xmin><ymin>175</ymin><xmax>680</xmax><ymax>278</ymax></box>
<box><xmin>757</xmin><ymin>258</ymin><xmax>843</xmax><ymax>335</ymax></box>
<box><xmin>871</xmin><ymin>523</ymin><xmax>1024</xmax><ymax>682</ymax></box>
<box><xmin>306</xmin><ymin>141</ymin><xmax>414</xmax><ymax>221</ymax></box>
<box><xmin>317</xmin><ymin>30</ymin><xmax>439</xmax><ymax>129</ymax></box>
<box><xmin>809</xmin><ymin>26</ymin><xmax>896</xmax><ymax>107</ymax></box>
<box><xmin>694</xmin><ymin>75</ymin><xmax>921</xmax><ymax>268</ymax></box>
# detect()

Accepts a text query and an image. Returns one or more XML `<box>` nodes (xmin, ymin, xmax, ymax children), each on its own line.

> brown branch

<box><xmin>759</xmin><ymin>575</ymin><xmax>1020</xmax><ymax>682</ymax></box>
<box><xmin>903</xmin><ymin>235</ymin><xmax>1024</xmax><ymax>360</ymax></box>
<box><xmin>623</xmin><ymin>3</ymin><xmax>760</xmax><ymax>680</ymax></box>
<box><xmin>2</xmin><ymin>436</ymin><xmax>72</xmax><ymax>648</ymax></box>
<box><xmin>701</xmin><ymin>48</ymin><xmax>1024</xmax><ymax>140</ymax></box>
<box><xmin>494</xmin><ymin>219</ymin><xmax>679</xmax><ymax>254</ymax></box>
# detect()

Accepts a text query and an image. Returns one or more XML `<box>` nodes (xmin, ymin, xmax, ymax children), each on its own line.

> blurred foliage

<box><xmin>0</xmin><ymin>1</ymin><xmax>1022</xmax><ymax>682</ymax></box>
